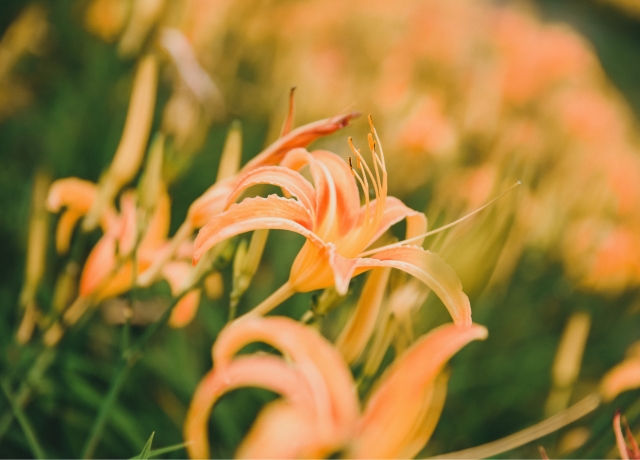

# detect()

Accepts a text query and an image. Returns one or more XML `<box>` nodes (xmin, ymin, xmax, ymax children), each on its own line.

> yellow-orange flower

<box><xmin>183</xmin><ymin>315</ymin><xmax>487</xmax><ymax>458</ymax></box>
<box><xmin>194</xmin><ymin>118</ymin><xmax>472</xmax><ymax>325</ymax></box>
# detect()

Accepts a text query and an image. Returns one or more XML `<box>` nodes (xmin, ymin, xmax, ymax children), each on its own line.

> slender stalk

<box><xmin>0</xmin><ymin>380</ymin><xmax>46</xmax><ymax>459</ymax></box>
<box><xmin>428</xmin><ymin>393</ymin><xmax>600</xmax><ymax>459</ymax></box>
<box><xmin>244</xmin><ymin>282</ymin><xmax>295</xmax><ymax>317</ymax></box>
<box><xmin>81</xmin><ymin>293</ymin><xmax>185</xmax><ymax>459</ymax></box>
<box><xmin>0</xmin><ymin>347</ymin><xmax>56</xmax><ymax>443</ymax></box>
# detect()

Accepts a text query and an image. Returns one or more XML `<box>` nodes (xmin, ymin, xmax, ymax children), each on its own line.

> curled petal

<box><xmin>184</xmin><ymin>355</ymin><xmax>312</xmax><ymax>459</ymax></box>
<box><xmin>47</xmin><ymin>177</ymin><xmax>96</xmax><ymax>213</ymax></box>
<box><xmin>242</xmin><ymin>112</ymin><xmax>360</xmax><ymax>172</ymax></box>
<box><xmin>310</xmin><ymin>150</ymin><xmax>361</xmax><ymax>240</ymax></box>
<box><xmin>601</xmin><ymin>357</ymin><xmax>640</xmax><ymax>402</ymax></box>
<box><xmin>225</xmin><ymin>165</ymin><xmax>316</xmax><ymax>215</ymax></box>
<box><xmin>193</xmin><ymin>195</ymin><xmax>316</xmax><ymax>264</ymax></box>
<box><xmin>349</xmin><ymin>323</ymin><xmax>488</xmax><ymax>458</ymax></box>
<box><xmin>366</xmin><ymin>246</ymin><xmax>472</xmax><ymax>326</ymax></box>
<box><xmin>212</xmin><ymin>316</ymin><xmax>359</xmax><ymax>441</ymax></box>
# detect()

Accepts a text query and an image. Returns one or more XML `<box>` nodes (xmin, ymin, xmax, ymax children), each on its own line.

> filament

<box><xmin>358</xmin><ymin>181</ymin><xmax>521</xmax><ymax>257</ymax></box>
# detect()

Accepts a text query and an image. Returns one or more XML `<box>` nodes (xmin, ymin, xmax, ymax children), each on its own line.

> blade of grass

<box><xmin>0</xmin><ymin>380</ymin><xmax>46</xmax><ymax>459</ymax></box>
<box><xmin>130</xmin><ymin>441</ymin><xmax>191</xmax><ymax>459</ymax></box>
<box><xmin>138</xmin><ymin>432</ymin><xmax>154</xmax><ymax>459</ymax></box>
<box><xmin>81</xmin><ymin>288</ymin><xmax>191</xmax><ymax>459</ymax></box>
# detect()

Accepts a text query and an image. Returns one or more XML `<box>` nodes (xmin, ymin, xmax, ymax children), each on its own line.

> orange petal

<box><xmin>396</xmin><ymin>371</ymin><xmax>449</xmax><ymax>459</ymax></box>
<box><xmin>193</xmin><ymin>195</ymin><xmax>316</xmax><ymax>264</ymax></box>
<box><xmin>309</xmin><ymin>150</ymin><xmax>361</xmax><ymax>240</ymax></box>
<box><xmin>117</xmin><ymin>191</ymin><xmax>137</xmax><ymax>256</ymax></box>
<box><xmin>368</xmin><ymin>196</ymin><xmax>428</xmax><ymax>244</ymax></box>
<box><xmin>79</xmin><ymin>235</ymin><xmax>117</xmax><ymax>297</ymax></box>
<box><xmin>241</xmin><ymin>112</ymin><xmax>359</xmax><ymax>172</ymax></box>
<box><xmin>336</xmin><ymin>268</ymin><xmax>392</xmax><ymax>364</ymax></box>
<box><xmin>614</xmin><ymin>411</ymin><xmax>631</xmax><ymax>460</ymax></box>
<box><xmin>188</xmin><ymin>177</ymin><xmax>236</xmax><ymax>229</ymax></box>
<box><xmin>184</xmin><ymin>355</ymin><xmax>311</xmax><ymax>459</ymax></box>
<box><xmin>168</xmin><ymin>289</ymin><xmax>201</xmax><ymax>328</ymax></box>
<box><xmin>601</xmin><ymin>356</ymin><xmax>640</xmax><ymax>402</ymax></box>
<box><xmin>162</xmin><ymin>261</ymin><xmax>191</xmax><ymax>294</ymax></box>
<box><xmin>349</xmin><ymin>323</ymin><xmax>487</xmax><ymax>458</ymax></box>
<box><xmin>365</xmin><ymin>245</ymin><xmax>472</xmax><ymax>326</ymax></box>
<box><xmin>236</xmin><ymin>400</ymin><xmax>317</xmax><ymax>459</ymax></box>
<box><xmin>225</xmin><ymin>165</ymin><xmax>317</xmax><ymax>216</ymax></box>
<box><xmin>47</xmin><ymin>177</ymin><xmax>97</xmax><ymax>213</ymax></box>
<box><xmin>140</xmin><ymin>187</ymin><xmax>171</xmax><ymax>250</ymax></box>
<box><xmin>212</xmin><ymin>316</ymin><xmax>359</xmax><ymax>440</ymax></box>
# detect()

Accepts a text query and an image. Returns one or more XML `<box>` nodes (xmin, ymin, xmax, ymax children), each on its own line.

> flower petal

<box><xmin>184</xmin><ymin>355</ymin><xmax>312</xmax><ymax>459</ymax></box>
<box><xmin>369</xmin><ymin>196</ymin><xmax>428</xmax><ymax>244</ymax></box>
<box><xmin>47</xmin><ymin>177</ymin><xmax>96</xmax><ymax>213</ymax></box>
<box><xmin>335</xmin><ymin>268</ymin><xmax>392</xmax><ymax>364</ymax></box>
<box><xmin>212</xmin><ymin>316</ymin><xmax>359</xmax><ymax>441</ymax></box>
<box><xmin>224</xmin><ymin>165</ymin><xmax>316</xmax><ymax>216</ymax></box>
<box><xmin>349</xmin><ymin>323</ymin><xmax>487</xmax><ymax>458</ymax></box>
<box><xmin>169</xmin><ymin>289</ymin><xmax>202</xmax><ymax>328</ymax></box>
<box><xmin>193</xmin><ymin>195</ymin><xmax>316</xmax><ymax>264</ymax></box>
<box><xmin>242</xmin><ymin>112</ymin><xmax>359</xmax><ymax>172</ymax></box>
<box><xmin>601</xmin><ymin>356</ymin><xmax>640</xmax><ymax>402</ymax></box>
<box><xmin>236</xmin><ymin>400</ymin><xmax>318</xmax><ymax>459</ymax></box>
<box><xmin>187</xmin><ymin>177</ymin><xmax>236</xmax><ymax>229</ymax></box>
<box><xmin>363</xmin><ymin>245</ymin><xmax>472</xmax><ymax>326</ymax></box>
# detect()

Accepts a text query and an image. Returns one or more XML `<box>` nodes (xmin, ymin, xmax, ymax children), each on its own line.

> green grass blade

<box><xmin>0</xmin><ymin>380</ymin><xmax>46</xmax><ymax>459</ymax></box>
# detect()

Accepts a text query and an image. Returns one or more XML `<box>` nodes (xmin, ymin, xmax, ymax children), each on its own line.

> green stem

<box><xmin>245</xmin><ymin>282</ymin><xmax>295</xmax><ymax>317</ymax></box>
<box><xmin>0</xmin><ymin>380</ymin><xmax>46</xmax><ymax>459</ymax></box>
<box><xmin>81</xmin><ymin>293</ymin><xmax>185</xmax><ymax>459</ymax></box>
<box><xmin>0</xmin><ymin>347</ymin><xmax>56</xmax><ymax>443</ymax></box>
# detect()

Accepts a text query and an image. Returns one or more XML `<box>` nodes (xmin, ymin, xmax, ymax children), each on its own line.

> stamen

<box><xmin>358</xmin><ymin>181</ymin><xmax>522</xmax><ymax>257</ymax></box>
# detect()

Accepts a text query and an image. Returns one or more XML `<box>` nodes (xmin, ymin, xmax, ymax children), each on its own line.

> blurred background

<box><xmin>2</xmin><ymin>0</ymin><xmax>640</xmax><ymax>458</ymax></box>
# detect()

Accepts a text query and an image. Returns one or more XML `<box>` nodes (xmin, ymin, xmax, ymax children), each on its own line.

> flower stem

<box><xmin>246</xmin><ymin>282</ymin><xmax>295</xmax><ymax>317</ymax></box>
<box><xmin>0</xmin><ymin>380</ymin><xmax>46</xmax><ymax>459</ymax></box>
<box><xmin>428</xmin><ymin>393</ymin><xmax>600</xmax><ymax>459</ymax></box>
<box><xmin>81</xmin><ymin>293</ymin><xmax>185</xmax><ymax>459</ymax></box>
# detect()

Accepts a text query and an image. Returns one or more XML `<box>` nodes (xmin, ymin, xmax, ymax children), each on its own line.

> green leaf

<box><xmin>130</xmin><ymin>440</ymin><xmax>190</xmax><ymax>459</ymax></box>
<box><xmin>137</xmin><ymin>431</ymin><xmax>154</xmax><ymax>460</ymax></box>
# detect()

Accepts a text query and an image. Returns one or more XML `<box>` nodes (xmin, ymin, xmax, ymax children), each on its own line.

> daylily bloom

<box><xmin>137</xmin><ymin>111</ymin><xmax>359</xmax><ymax>287</ymax></box>
<box><xmin>184</xmin><ymin>315</ymin><xmax>487</xmax><ymax>459</ymax></box>
<box><xmin>46</xmin><ymin>178</ymin><xmax>200</xmax><ymax>330</ymax></box>
<box><xmin>194</xmin><ymin>117</ymin><xmax>472</xmax><ymax>325</ymax></box>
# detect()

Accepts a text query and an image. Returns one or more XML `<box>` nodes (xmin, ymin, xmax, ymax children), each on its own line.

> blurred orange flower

<box><xmin>184</xmin><ymin>315</ymin><xmax>487</xmax><ymax>458</ymax></box>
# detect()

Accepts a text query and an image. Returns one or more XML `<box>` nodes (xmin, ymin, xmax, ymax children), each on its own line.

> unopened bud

<box><xmin>217</xmin><ymin>120</ymin><xmax>242</xmax><ymax>182</ymax></box>
<box><xmin>138</xmin><ymin>132</ymin><xmax>164</xmax><ymax>213</ymax></box>
<box><xmin>83</xmin><ymin>54</ymin><xmax>158</xmax><ymax>230</ymax></box>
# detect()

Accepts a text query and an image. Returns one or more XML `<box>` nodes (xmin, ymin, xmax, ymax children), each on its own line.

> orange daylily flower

<box><xmin>137</xmin><ymin>111</ymin><xmax>359</xmax><ymax>287</ymax></box>
<box><xmin>184</xmin><ymin>315</ymin><xmax>487</xmax><ymax>459</ymax></box>
<box><xmin>194</xmin><ymin>118</ymin><xmax>472</xmax><ymax>325</ymax></box>
<box><xmin>47</xmin><ymin>178</ymin><xmax>201</xmax><ymax>328</ymax></box>
<box><xmin>186</xmin><ymin>111</ymin><xmax>360</xmax><ymax>229</ymax></box>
